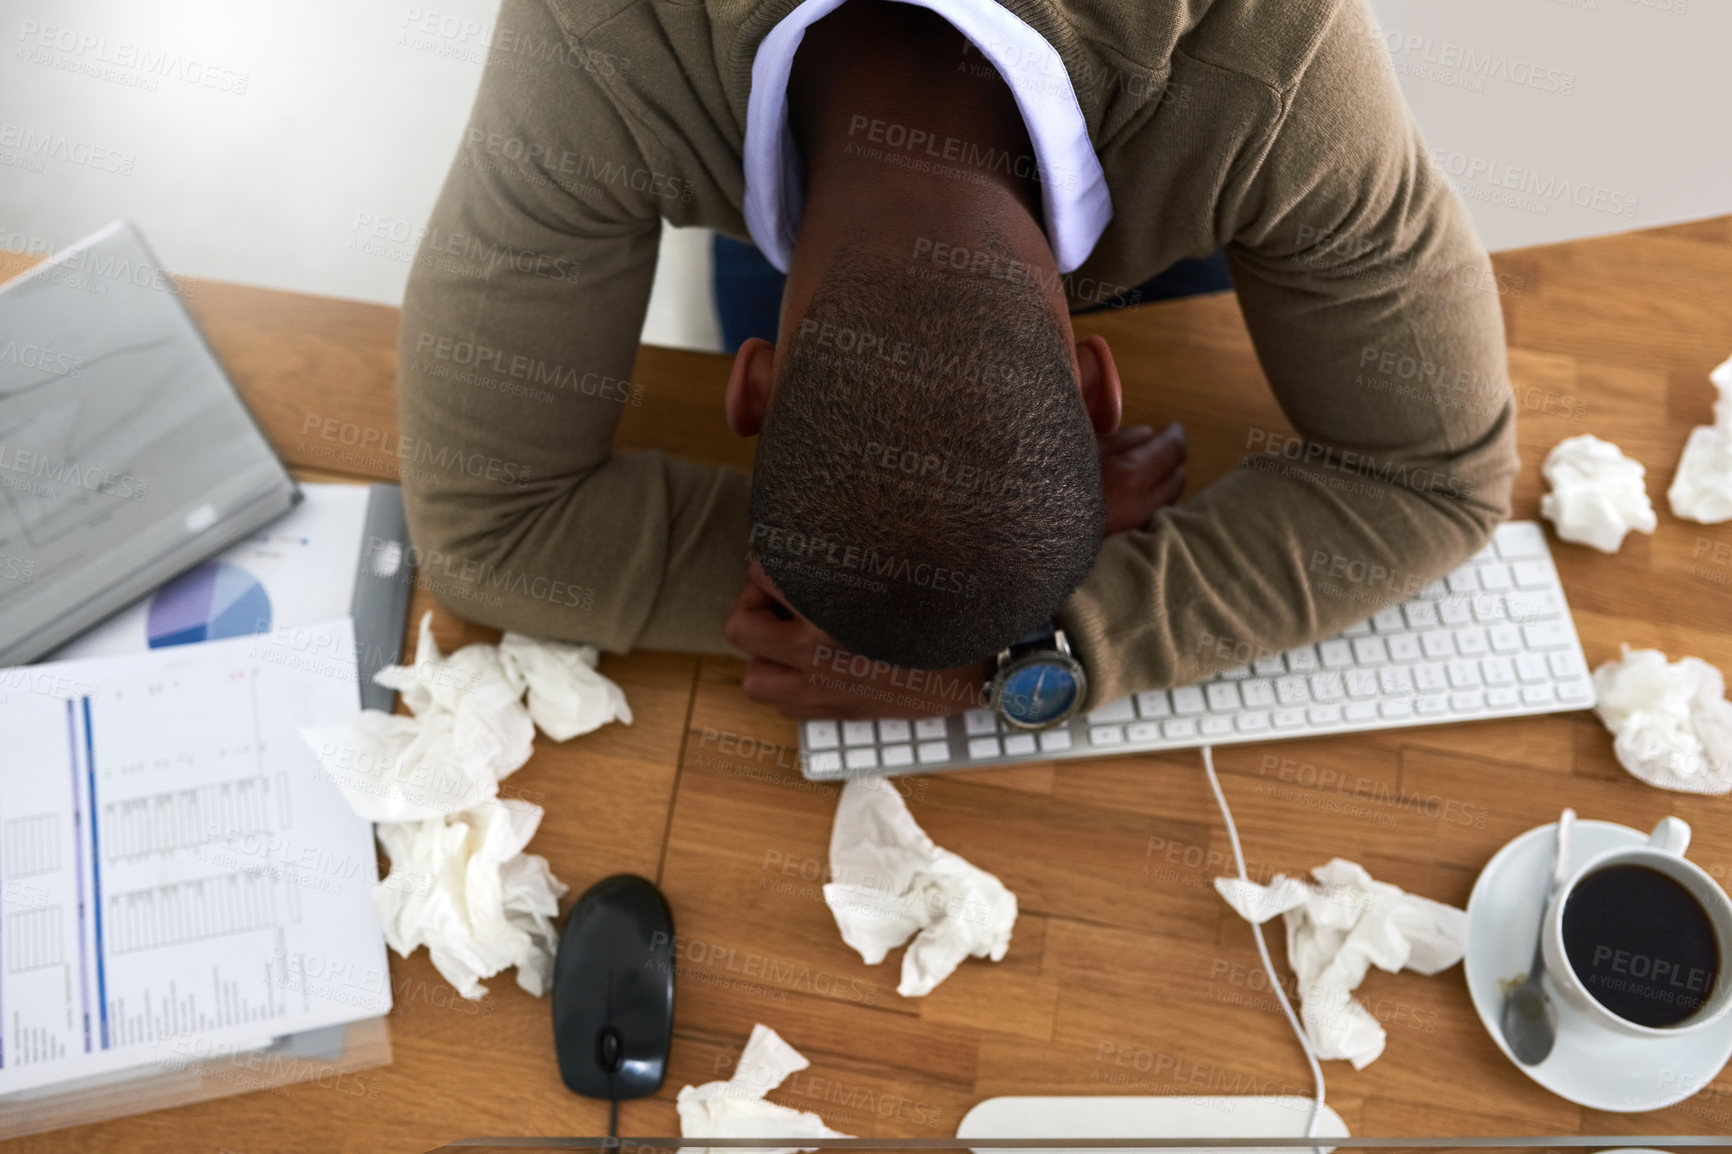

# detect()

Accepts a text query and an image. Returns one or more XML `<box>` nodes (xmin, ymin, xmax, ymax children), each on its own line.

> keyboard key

<box><xmin>806</xmin><ymin>721</ymin><xmax>840</xmax><ymax>749</ymax></box>
<box><xmin>1273</xmin><ymin>709</ymin><xmax>1306</xmax><ymax>729</ymax></box>
<box><xmin>1471</xmin><ymin>542</ymin><xmax>1497</xmax><ymax>564</ymax></box>
<box><xmin>1344</xmin><ymin>701</ymin><xmax>1379</xmax><ymax>722</ymax></box>
<box><xmin>1089</xmin><ymin>698</ymin><xmax>1137</xmax><ymax>724</ymax></box>
<box><xmin>1481</xmin><ymin>656</ymin><xmax>1516</xmax><ymax>686</ymax></box>
<box><xmin>1495</xmin><ymin>521</ymin><xmax>1548</xmax><ymax>559</ymax></box>
<box><xmin>1473</xmin><ymin>594</ymin><xmax>1509</xmax><ymax>624</ymax></box>
<box><xmin>1422</xmin><ymin>631</ymin><xmax>1455</xmax><ymax>659</ymax></box>
<box><xmin>1319</xmin><ymin>639</ymin><xmax>1355</xmax><ymax>669</ymax></box>
<box><xmin>845</xmin><ymin>747</ymin><xmax>879</xmax><ymax>770</ymax></box>
<box><xmin>1558</xmin><ymin>679</ymin><xmax>1594</xmax><ymax>703</ymax></box>
<box><xmin>1039</xmin><ymin>728</ymin><xmax>1074</xmax><ymax>753</ymax></box>
<box><xmin>1352</xmin><ymin>636</ymin><xmax>1389</xmax><ymax>665</ymax></box>
<box><xmin>1135</xmin><ymin>690</ymin><xmax>1173</xmax><ymax>719</ymax></box>
<box><xmin>1308</xmin><ymin>705</ymin><xmax>1343</xmax><ymax>725</ymax></box>
<box><xmin>1416</xmin><ymin>693</ymin><xmax>1449</xmax><ymax>715</ymax></box>
<box><xmin>1515</xmin><ymin>653</ymin><xmax>1550</xmax><ymax>682</ymax></box>
<box><xmin>1205</xmin><ymin>682</ymin><xmax>1243</xmax><ymax>711</ymax></box>
<box><xmin>1345</xmin><ymin>670</ymin><xmax>1380</xmax><ymax>699</ymax></box>
<box><xmin>1219</xmin><ymin>664</ymin><xmax>1253</xmax><ymax>680</ymax></box>
<box><xmin>1403</xmin><ymin>602</ymin><xmax>1440</xmax><ymax>630</ymax></box>
<box><xmin>1200</xmin><ymin>716</ymin><xmax>1234</xmax><ymax>737</ymax></box>
<box><xmin>1003</xmin><ymin>733</ymin><xmax>1038</xmax><ymax>756</ymax></box>
<box><xmin>1477</xmin><ymin>562</ymin><xmax>1513</xmax><ymax>592</ymax></box>
<box><xmin>882</xmin><ymin>744</ymin><xmax>915</xmax><ymax>768</ymax></box>
<box><xmin>1388</xmin><ymin>634</ymin><xmax>1423</xmax><ymax>662</ymax></box>
<box><xmin>1342</xmin><ymin>618</ymin><xmax>1374</xmax><ymax>637</ymax></box>
<box><xmin>879</xmin><ymin>719</ymin><xmax>912</xmax><ymax>743</ymax></box>
<box><xmin>1508</xmin><ymin>590</ymin><xmax>1561</xmax><ymax>621</ymax></box>
<box><xmin>1447</xmin><ymin>570</ymin><xmax>1479</xmax><ymax>595</ymax></box>
<box><xmin>1286</xmin><ymin>645</ymin><xmax>1320</xmax><ymax>673</ymax></box>
<box><xmin>915</xmin><ymin>717</ymin><xmax>949</xmax><ymax>740</ymax></box>
<box><xmin>1548</xmin><ymin>651</ymin><xmax>1585</xmax><ymax>678</ymax></box>
<box><xmin>963</xmin><ymin>709</ymin><xmax>998</xmax><ymax>736</ymax></box>
<box><xmin>1236</xmin><ymin>712</ymin><xmax>1270</xmax><ymax>733</ymax></box>
<box><xmin>1310</xmin><ymin>672</ymin><xmax>1345</xmax><ymax>702</ymax></box>
<box><xmin>1455</xmin><ymin>627</ymin><xmax>1489</xmax><ymax>656</ymax></box>
<box><xmin>1163</xmin><ymin>719</ymin><xmax>1199</xmax><ymax>740</ymax></box>
<box><xmin>1522</xmin><ymin>684</ymin><xmax>1557</xmax><ymax>705</ymax></box>
<box><xmin>1380</xmin><ymin>699</ymin><xmax>1414</xmax><ymax>719</ymax></box>
<box><xmin>1487</xmin><ymin>686</ymin><xmax>1521</xmax><ymax>708</ymax></box>
<box><xmin>1438</xmin><ymin>597</ymin><xmax>1472</xmax><ymax>626</ymax></box>
<box><xmin>1241</xmin><ymin>679</ymin><xmax>1277</xmax><ymax>707</ymax></box>
<box><xmin>843</xmin><ymin>720</ymin><xmax>876</xmax><ymax>746</ymax></box>
<box><xmin>917</xmin><ymin>740</ymin><xmax>951</xmax><ymax>764</ymax></box>
<box><xmin>1447</xmin><ymin>660</ymin><xmax>1481</xmax><ymax>689</ymax></box>
<box><xmin>1379</xmin><ymin>666</ymin><xmax>1413</xmax><ymax>695</ymax></box>
<box><xmin>1420</xmin><ymin>580</ymin><xmax>1448</xmax><ymax>600</ymax></box>
<box><xmin>1254</xmin><ymin>654</ymin><xmax>1286</xmax><ymax>676</ymax></box>
<box><xmin>1450</xmin><ymin>690</ymin><xmax>1485</xmax><ymax>712</ymax></box>
<box><xmin>1276</xmin><ymin>676</ymin><xmax>1310</xmax><ymax>705</ymax></box>
<box><xmin>1415</xmin><ymin>663</ymin><xmax>1448</xmax><ymax>692</ymax></box>
<box><xmin>1511</xmin><ymin>560</ymin><xmax>1552</xmax><ymax>588</ymax></box>
<box><xmin>1127</xmin><ymin>722</ymin><xmax>1164</xmax><ymax>742</ymax></box>
<box><xmin>1373</xmin><ymin>608</ymin><xmax>1406</xmax><ymax>633</ymax></box>
<box><xmin>1171</xmin><ymin>686</ymin><xmax>1208</xmax><ymax>715</ymax></box>
<box><xmin>1089</xmin><ymin>726</ymin><xmax>1124</xmax><ymax>747</ymax></box>
<box><xmin>968</xmin><ymin>736</ymin><xmax>1002</xmax><ymax>759</ymax></box>
<box><xmin>808</xmin><ymin>750</ymin><xmax>843</xmax><ymax>774</ymax></box>
<box><xmin>1489</xmin><ymin>623</ymin><xmax>1523</xmax><ymax>653</ymax></box>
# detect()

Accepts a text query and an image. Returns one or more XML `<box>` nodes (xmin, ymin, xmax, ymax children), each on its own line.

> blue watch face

<box><xmin>999</xmin><ymin>660</ymin><xmax>1079</xmax><ymax>727</ymax></box>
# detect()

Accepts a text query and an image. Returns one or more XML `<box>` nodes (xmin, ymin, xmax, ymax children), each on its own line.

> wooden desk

<box><xmin>5</xmin><ymin>216</ymin><xmax>1732</xmax><ymax>1152</ymax></box>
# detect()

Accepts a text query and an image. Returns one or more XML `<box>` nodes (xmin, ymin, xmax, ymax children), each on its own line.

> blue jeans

<box><xmin>712</xmin><ymin>233</ymin><xmax>1233</xmax><ymax>354</ymax></box>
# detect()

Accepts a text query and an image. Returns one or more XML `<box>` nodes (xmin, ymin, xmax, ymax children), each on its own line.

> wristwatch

<box><xmin>986</xmin><ymin>621</ymin><xmax>1088</xmax><ymax>730</ymax></box>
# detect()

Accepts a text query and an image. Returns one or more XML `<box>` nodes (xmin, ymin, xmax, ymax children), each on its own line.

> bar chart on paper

<box><xmin>0</xmin><ymin>619</ymin><xmax>391</xmax><ymax>1095</ymax></box>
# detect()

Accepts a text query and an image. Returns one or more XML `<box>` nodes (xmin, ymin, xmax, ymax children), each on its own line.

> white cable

<box><xmin>1200</xmin><ymin>744</ymin><xmax>1326</xmax><ymax>1141</ymax></box>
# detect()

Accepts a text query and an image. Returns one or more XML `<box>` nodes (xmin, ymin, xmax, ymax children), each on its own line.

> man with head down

<box><xmin>398</xmin><ymin>0</ymin><xmax>1518</xmax><ymax>722</ymax></box>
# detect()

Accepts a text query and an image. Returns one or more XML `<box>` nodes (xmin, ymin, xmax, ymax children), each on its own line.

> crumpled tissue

<box><xmin>1592</xmin><ymin>645</ymin><xmax>1732</xmax><ymax>794</ymax></box>
<box><xmin>301</xmin><ymin>613</ymin><xmax>632</xmax><ymax>822</ymax></box>
<box><xmin>1214</xmin><ymin>859</ymin><xmax>1467</xmax><ymax>1069</ymax></box>
<box><xmin>822</xmin><ymin>777</ymin><xmax>1017</xmax><ymax>997</ymax></box>
<box><xmin>374</xmin><ymin>796</ymin><xmax>568</xmax><ymax>998</ymax></box>
<box><xmin>299</xmin><ymin>612</ymin><xmax>632</xmax><ymax>998</ymax></box>
<box><xmin>676</xmin><ymin>1023</ymin><xmax>852</xmax><ymax>1152</ymax></box>
<box><xmin>1540</xmin><ymin>434</ymin><xmax>1658</xmax><ymax>553</ymax></box>
<box><xmin>1668</xmin><ymin>354</ymin><xmax>1732</xmax><ymax>523</ymax></box>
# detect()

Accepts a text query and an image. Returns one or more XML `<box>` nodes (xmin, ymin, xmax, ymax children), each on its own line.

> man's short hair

<box><xmin>750</xmin><ymin>237</ymin><xmax>1104</xmax><ymax>670</ymax></box>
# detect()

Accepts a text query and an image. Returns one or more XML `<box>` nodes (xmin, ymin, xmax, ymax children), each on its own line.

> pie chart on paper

<box><xmin>145</xmin><ymin>561</ymin><xmax>273</xmax><ymax>647</ymax></box>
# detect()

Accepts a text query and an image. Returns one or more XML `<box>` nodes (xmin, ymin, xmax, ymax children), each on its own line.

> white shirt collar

<box><xmin>742</xmin><ymin>0</ymin><xmax>1112</xmax><ymax>275</ymax></box>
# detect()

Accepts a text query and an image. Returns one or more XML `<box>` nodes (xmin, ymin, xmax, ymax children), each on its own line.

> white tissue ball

<box><xmin>1540</xmin><ymin>434</ymin><xmax>1657</xmax><ymax>553</ymax></box>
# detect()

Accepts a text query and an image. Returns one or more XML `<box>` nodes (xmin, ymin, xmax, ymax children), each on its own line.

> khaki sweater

<box><xmin>397</xmin><ymin>0</ymin><xmax>1519</xmax><ymax>709</ymax></box>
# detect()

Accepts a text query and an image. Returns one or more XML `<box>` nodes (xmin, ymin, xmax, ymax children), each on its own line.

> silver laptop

<box><xmin>0</xmin><ymin>221</ymin><xmax>297</xmax><ymax>665</ymax></box>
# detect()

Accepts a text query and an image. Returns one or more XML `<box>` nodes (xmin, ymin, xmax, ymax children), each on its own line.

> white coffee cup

<box><xmin>1541</xmin><ymin>817</ymin><xmax>1732</xmax><ymax>1038</ymax></box>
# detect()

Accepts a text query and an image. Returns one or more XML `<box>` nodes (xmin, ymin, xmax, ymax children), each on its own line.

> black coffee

<box><xmin>1561</xmin><ymin>864</ymin><xmax>1721</xmax><ymax>1028</ymax></box>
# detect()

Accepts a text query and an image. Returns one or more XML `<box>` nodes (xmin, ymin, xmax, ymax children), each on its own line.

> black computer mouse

<box><xmin>551</xmin><ymin>874</ymin><xmax>676</xmax><ymax>1100</ymax></box>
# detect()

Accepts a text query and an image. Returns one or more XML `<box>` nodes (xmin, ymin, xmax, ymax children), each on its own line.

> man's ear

<box><xmin>725</xmin><ymin>337</ymin><xmax>778</xmax><ymax>437</ymax></box>
<box><xmin>1076</xmin><ymin>333</ymin><xmax>1122</xmax><ymax>437</ymax></box>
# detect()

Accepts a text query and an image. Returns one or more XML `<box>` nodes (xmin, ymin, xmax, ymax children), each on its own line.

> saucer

<box><xmin>1465</xmin><ymin>819</ymin><xmax>1732</xmax><ymax>1111</ymax></box>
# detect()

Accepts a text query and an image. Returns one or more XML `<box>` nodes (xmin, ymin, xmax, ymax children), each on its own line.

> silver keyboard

<box><xmin>798</xmin><ymin>521</ymin><xmax>1595</xmax><ymax>779</ymax></box>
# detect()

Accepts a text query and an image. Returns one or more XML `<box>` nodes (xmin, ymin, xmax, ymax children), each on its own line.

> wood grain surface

<box><xmin>4</xmin><ymin>216</ymin><xmax>1731</xmax><ymax>1152</ymax></box>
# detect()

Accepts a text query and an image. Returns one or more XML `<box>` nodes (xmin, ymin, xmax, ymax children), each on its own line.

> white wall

<box><xmin>1</xmin><ymin>0</ymin><xmax>1726</xmax><ymax>353</ymax></box>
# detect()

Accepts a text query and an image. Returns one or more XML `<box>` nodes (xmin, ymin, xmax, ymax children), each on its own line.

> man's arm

<box><xmin>1057</xmin><ymin>0</ymin><xmax>1521</xmax><ymax>708</ymax></box>
<box><xmin>398</xmin><ymin>0</ymin><xmax>748</xmax><ymax>654</ymax></box>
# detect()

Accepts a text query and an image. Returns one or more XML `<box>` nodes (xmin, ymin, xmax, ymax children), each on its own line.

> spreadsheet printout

<box><xmin>0</xmin><ymin>617</ymin><xmax>391</xmax><ymax>1095</ymax></box>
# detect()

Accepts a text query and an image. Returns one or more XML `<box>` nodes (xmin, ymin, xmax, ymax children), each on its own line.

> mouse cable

<box><xmin>609</xmin><ymin>1097</ymin><xmax>619</xmax><ymax>1140</ymax></box>
<box><xmin>1200</xmin><ymin>744</ymin><xmax>1326</xmax><ymax>1143</ymax></box>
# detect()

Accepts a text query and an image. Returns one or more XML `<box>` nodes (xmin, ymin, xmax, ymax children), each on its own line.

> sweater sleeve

<box><xmin>397</xmin><ymin>0</ymin><xmax>750</xmax><ymax>654</ymax></box>
<box><xmin>1056</xmin><ymin>0</ymin><xmax>1520</xmax><ymax>708</ymax></box>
